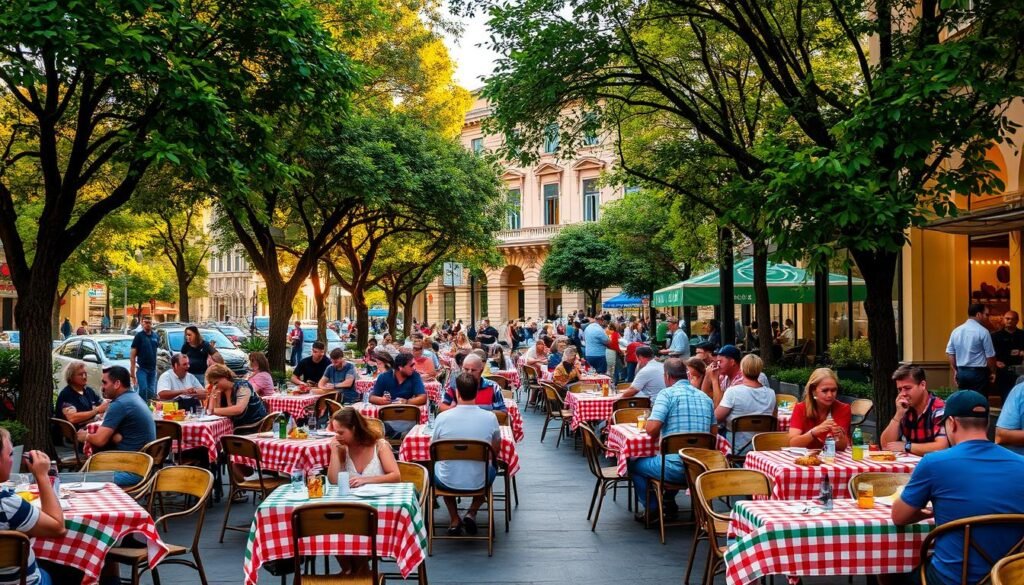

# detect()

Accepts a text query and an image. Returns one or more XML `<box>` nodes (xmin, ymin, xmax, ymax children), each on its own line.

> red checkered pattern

<box><xmin>243</xmin><ymin>483</ymin><xmax>426</xmax><ymax>585</ymax></box>
<box><xmin>506</xmin><ymin>400</ymin><xmax>524</xmax><ymax>442</ymax></box>
<box><xmin>34</xmin><ymin>484</ymin><xmax>169</xmax><ymax>585</ymax></box>
<box><xmin>492</xmin><ymin>369</ymin><xmax>521</xmax><ymax>388</ymax></box>
<box><xmin>398</xmin><ymin>425</ymin><xmax>520</xmax><ymax>476</ymax></box>
<box><xmin>604</xmin><ymin>423</ymin><xmax>731</xmax><ymax>476</ymax></box>
<box><xmin>357</xmin><ymin>403</ymin><xmax>429</xmax><ymax>424</ymax></box>
<box><xmin>85</xmin><ymin>417</ymin><xmax>234</xmax><ymax>461</ymax></box>
<box><xmin>539</xmin><ymin>370</ymin><xmax>612</xmax><ymax>383</ymax></box>
<box><xmin>355</xmin><ymin>379</ymin><xmax>443</xmax><ymax>403</ymax></box>
<box><xmin>744</xmin><ymin>450</ymin><xmax>921</xmax><ymax>500</ymax></box>
<box><xmin>231</xmin><ymin>435</ymin><xmax>334</xmax><ymax>474</ymax></box>
<box><xmin>564</xmin><ymin>391</ymin><xmax>622</xmax><ymax>431</ymax></box>
<box><xmin>745</xmin><ymin>448</ymin><xmax>921</xmax><ymax>499</ymax></box>
<box><xmin>264</xmin><ymin>394</ymin><xmax>320</xmax><ymax>419</ymax></box>
<box><xmin>724</xmin><ymin>499</ymin><xmax>934</xmax><ymax>585</ymax></box>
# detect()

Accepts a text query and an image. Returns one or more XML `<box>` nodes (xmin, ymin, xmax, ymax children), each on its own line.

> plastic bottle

<box><xmin>277</xmin><ymin>413</ymin><xmax>288</xmax><ymax>439</ymax></box>
<box><xmin>363</xmin><ymin>389</ymin><xmax>370</xmax><ymax>406</ymax></box>
<box><xmin>48</xmin><ymin>462</ymin><xmax>60</xmax><ymax>494</ymax></box>
<box><xmin>819</xmin><ymin>471</ymin><xmax>833</xmax><ymax>511</ymax></box>
<box><xmin>427</xmin><ymin>399</ymin><xmax>435</xmax><ymax>429</ymax></box>
<box><xmin>823</xmin><ymin>432</ymin><xmax>837</xmax><ymax>464</ymax></box>
<box><xmin>851</xmin><ymin>427</ymin><xmax>864</xmax><ymax>461</ymax></box>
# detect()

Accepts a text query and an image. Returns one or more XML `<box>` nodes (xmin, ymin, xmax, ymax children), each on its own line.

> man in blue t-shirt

<box><xmin>77</xmin><ymin>366</ymin><xmax>157</xmax><ymax>487</ymax></box>
<box><xmin>582</xmin><ymin>314</ymin><xmax>610</xmax><ymax>374</ymax></box>
<box><xmin>893</xmin><ymin>390</ymin><xmax>1024</xmax><ymax>585</ymax></box>
<box><xmin>370</xmin><ymin>353</ymin><xmax>427</xmax><ymax>406</ymax></box>
<box><xmin>996</xmin><ymin>381</ymin><xmax>1024</xmax><ymax>455</ymax></box>
<box><xmin>129</xmin><ymin>316</ymin><xmax>158</xmax><ymax>400</ymax></box>
<box><xmin>317</xmin><ymin>348</ymin><xmax>358</xmax><ymax>403</ymax></box>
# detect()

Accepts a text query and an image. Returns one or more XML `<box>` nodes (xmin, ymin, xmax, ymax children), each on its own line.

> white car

<box><xmin>52</xmin><ymin>334</ymin><xmax>134</xmax><ymax>390</ymax></box>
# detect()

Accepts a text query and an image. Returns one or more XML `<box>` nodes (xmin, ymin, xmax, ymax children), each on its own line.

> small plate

<box><xmin>65</xmin><ymin>482</ymin><xmax>107</xmax><ymax>493</ymax></box>
<box><xmin>194</xmin><ymin>415</ymin><xmax>222</xmax><ymax>422</ymax></box>
<box><xmin>349</xmin><ymin>485</ymin><xmax>393</xmax><ymax>498</ymax></box>
<box><xmin>256</xmin><ymin>431</ymin><xmax>275</xmax><ymax>438</ymax></box>
<box><xmin>311</xmin><ymin>430</ymin><xmax>334</xmax><ymax>438</ymax></box>
<box><xmin>782</xmin><ymin>447</ymin><xmax>809</xmax><ymax>456</ymax></box>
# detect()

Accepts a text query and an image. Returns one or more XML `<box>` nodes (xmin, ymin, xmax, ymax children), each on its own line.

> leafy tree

<box><xmin>541</xmin><ymin>224</ymin><xmax>623</xmax><ymax>316</ymax></box>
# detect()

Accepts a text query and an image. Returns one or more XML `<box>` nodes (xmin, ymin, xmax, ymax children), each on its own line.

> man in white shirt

<box><xmin>660</xmin><ymin>317</ymin><xmax>690</xmax><ymax>358</ymax></box>
<box><xmin>946</xmin><ymin>303</ymin><xmax>997</xmax><ymax>392</ymax></box>
<box><xmin>431</xmin><ymin>373</ymin><xmax>501</xmax><ymax>537</ymax></box>
<box><xmin>621</xmin><ymin>346</ymin><xmax>666</xmax><ymax>402</ymax></box>
<box><xmin>156</xmin><ymin>354</ymin><xmax>205</xmax><ymax>401</ymax></box>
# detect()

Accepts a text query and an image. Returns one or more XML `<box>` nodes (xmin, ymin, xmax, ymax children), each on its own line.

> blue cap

<box><xmin>717</xmin><ymin>345</ymin><xmax>742</xmax><ymax>361</ymax></box>
<box><xmin>938</xmin><ymin>390</ymin><xmax>988</xmax><ymax>421</ymax></box>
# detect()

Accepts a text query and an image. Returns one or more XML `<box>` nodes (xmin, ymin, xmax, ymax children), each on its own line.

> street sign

<box><xmin>443</xmin><ymin>262</ymin><xmax>464</xmax><ymax>287</ymax></box>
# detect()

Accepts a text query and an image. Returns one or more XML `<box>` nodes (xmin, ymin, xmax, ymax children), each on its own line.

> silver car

<box><xmin>154</xmin><ymin>326</ymin><xmax>250</xmax><ymax>377</ymax></box>
<box><xmin>52</xmin><ymin>334</ymin><xmax>134</xmax><ymax>389</ymax></box>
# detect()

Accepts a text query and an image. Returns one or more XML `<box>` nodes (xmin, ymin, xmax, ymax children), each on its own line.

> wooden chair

<box><xmin>616</xmin><ymin>382</ymin><xmax>633</xmax><ymax>391</ymax></box>
<box><xmin>612</xmin><ymin>408</ymin><xmax>649</xmax><ymax>425</ymax></box>
<box><xmin>848</xmin><ymin>472</ymin><xmax>912</xmax><ymax>499</ymax></box>
<box><xmin>775</xmin><ymin>393</ymin><xmax>799</xmax><ymax>406</ymax></box>
<box><xmin>751</xmin><ymin>431</ymin><xmax>791</xmax><ymax>452</ymax></box>
<box><xmin>378</xmin><ymin>405</ymin><xmax>421</xmax><ymax>449</ymax></box>
<box><xmin>679</xmin><ymin>448</ymin><xmax>729</xmax><ymax>585</ymax></box>
<box><xmin>428</xmin><ymin>440</ymin><xmax>497</xmax><ymax>556</ymax></box>
<box><xmin>218</xmin><ymin>435</ymin><xmax>289</xmax><ymax>542</ymax></box>
<box><xmin>781</xmin><ymin>340</ymin><xmax>813</xmax><ymax>367</ymax></box>
<box><xmin>522</xmin><ymin>364</ymin><xmax>542</xmax><ymax>411</ymax></box>
<box><xmin>647</xmin><ymin>433</ymin><xmax>717</xmax><ymax>544</ymax></box>
<box><xmin>141</xmin><ymin>436</ymin><xmax>173</xmax><ymax>469</ymax></box>
<box><xmin>694</xmin><ymin>469</ymin><xmax>773</xmax><ymax>585</ymax></box>
<box><xmin>850</xmin><ymin>398</ymin><xmax>875</xmax><ymax>430</ymax></box>
<box><xmin>918</xmin><ymin>514</ymin><xmax>1024</xmax><ymax>585</ymax></box>
<box><xmin>81</xmin><ymin>451</ymin><xmax>154</xmax><ymax>500</ymax></box>
<box><xmin>385</xmin><ymin>462</ymin><xmax>430</xmax><ymax>585</ymax></box>
<box><xmin>0</xmin><ymin>531</ymin><xmax>31</xmax><ymax>585</ymax></box>
<box><xmin>540</xmin><ymin>383</ymin><xmax>572</xmax><ymax>447</ymax></box>
<box><xmin>50</xmin><ymin>417</ymin><xmax>84</xmax><ymax>471</ymax></box>
<box><xmin>613</xmin><ymin>397</ymin><xmax>651</xmax><ymax>411</ymax></box>
<box><xmin>365</xmin><ymin>418</ymin><xmax>385</xmax><ymax>438</ymax></box>
<box><xmin>992</xmin><ymin>551</ymin><xmax>1024</xmax><ymax>585</ymax></box>
<box><xmin>107</xmin><ymin>466</ymin><xmax>214</xmax><ymax>585</ymax></box>
<box><xmin>726</xmin><ymin>415</ymin><xmax>778</xmax><ymax>465</ymax></box>
<box><xmin>234</xmin><ymin>411</ymin><xmax>280</xmax><ymax>436</ymax></box>
<box><xmin>302</xmin><ymin>393</ymin><xmax>339</xmax><ymax>423</ymax></box>
<box><xmin>579</xmin><ymin>424</ymin><xmax>632</xmax><ymax>531</ymax></box>
<box><xmin>292</xmin><ymin>503</ymin><xmax>379</xmax><ymax>585</ymax></box>
<box><xmin>486</xmin><ymin>375</ymin><xmax>510</xmax><ymax>390</ymax></box>
<box><xmin>500</xmin><ymin>389</ymin><xmax>516</xmax><ymax>401</ymax></box>
<box><xmin>493</xmin><ymin>411</ymin><xmax>510</xmax><ymax>427</ymax></box>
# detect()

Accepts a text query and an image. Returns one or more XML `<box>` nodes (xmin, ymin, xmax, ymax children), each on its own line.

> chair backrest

<box><xmin>220</xmin><ymin>435</ymin><xmax>269</xmax><ymax>487</ymax></box>
<box><xmin>149</xmin><ymin>466</ymin><xmax>214</xmax><ymax>551</ymax></box>
<box><xmin>575</xmin><ymin>383</ymin><xmax>599</xmax><ymax>393</ymax></box>
<box><xmin>542</xmin><ymin>384</ymin><xmax>564</xmax><ymax>413</ymax></box>
<box><xmin>612</xmin><ymin>408</ymin><xmax>648</xmax><ymax>425</ymax></box>
<box><xmin>918</xmin><ymin>514</ymin><xmax>1024</xmax><ymax>585</ymax></box>
<box><xmin>751</xmin><ymin>432</ymin><xmax>792</xmax><ymax>452</ymax></box>
<box><xmin>493</xmin><ymin>410</ymin><xmax>510</xmax><ymax>427</ymax></box>
<box><xmin>992</xmin><ymin>551</ymin><xmax>1024</xmax><ymax>585</ymax></box>
<box><xmin>154</xmin><ymin>420</ymin><xmax>183</xmax><ymax>444</ymax></box>
<box><xmin>847</xmin><ymin>472</ymin><xmax>912</xmax><ymax>499</ymax></box>
<box><xmin>291</xmin><ymin>503</ymin><xmax>378</xmax><ymax>585</ymax></box>
<box><xmin>141</xmin><ymin>436</ymin><xmax>173</xmax><ymax>467</ymax></box>
<box><xmin>679</xmin><ymin>448</ymin><xmax>729</xmax><ymax>478</ymax></box>
<box><xmin>615</xmin><ymin>382</ymin><xmax>632</xmax><ymax>391</ymax></box>
<box><xmin>613</xmin><ymin>397</ymin><xmax>651</xmax><ymax>411</ymax></box>
<box><xmin>0</xmin><ymin>531</ymin><xmax>31</xmax><ymax>585</ymax></box>
<box><xmin>324</xmin><ymin>399</ymin><xmax>343</xmax><ymax>418</ymax></box>
<box><xmin>728</xmin><ymin>414</ymin><xmax>778</xmax><ymax>453</ymax></box>
<box><xmin>378</xmin><ymin>405</ymin><xmax>420</xmax><ymax>423</ymax></box>
<box><xmin>500</xmin><ymin>389</ymin><xmax>515</xmax><ymax>401</ymax></box>
<box><xmin>486</xmin><ymin>375</ymin><xmax>510</xmax><ymax>390</ymax></box>
<box><xmin>522</xmin><ymin>364</ymin><xmax>539</xmax><ymax>385</ymax></box>
<box><xmin>694</xmin><ymin>468</ymin><xmax>773</xmax><ymax>524</ymax></box>
<box><xmin>429</xmin><ymin>439</ymin><xmax>494</xmax><ymax>464</ymax></box>
<box><xmin>577</xmin><ymin>424</ymin><xmax>605</xmax><ymax>479</ymax></box>
<box><xmin>397</xmin><ymin>461</ymin><xmax>428</xmax><ymax>508</ymax></box>
<box><xmin>365</xmin><ymin>418</ymin><xmax>385</xmax><ymax>438</ymax></box>
<box><xmin>662</xmin><ymin>432</ymin><xmax>716</xmax><ymax>455</ymax></box>
<box><xmin>851</xmin><ymin>398</ymin><xmax>875</xmax><ymax>419</ymax></box>
<box><xmin>83</xmin><ymin>451</ymin><xmax>154</xmax><ymax>478</ymax></box>
<box><xmin>314</xmin><ymin>393</ymin><xmax>337</xmax><ymax>416</ymax></box>
<box><xmin>775</xmin><ymin>393</ymin><xmax>799</xmax><ymax>405</ymax></box>
<box><xmin>50</xmin><ymin>417</ymin><xmax>83</xmax><ymax>465</ymax></box>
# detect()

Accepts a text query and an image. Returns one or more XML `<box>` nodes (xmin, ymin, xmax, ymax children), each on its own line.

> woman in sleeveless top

<box><xmin>327</xmin><ymin>407</ymin><xmax>400</xmax><ymax>487</ymax></box>
<box><xmin>204</xmin><ymin>363</ymin><xmax>267</xmax><ymax>431</ymax></box>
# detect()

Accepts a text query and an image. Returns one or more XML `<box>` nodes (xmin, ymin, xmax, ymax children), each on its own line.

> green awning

<box><xmin>652</xmin><ymin>258</ymin><xmax>867</xmax><ymax>307</ymax></box>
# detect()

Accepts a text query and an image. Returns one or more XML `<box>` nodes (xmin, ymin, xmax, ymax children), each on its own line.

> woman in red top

<box><xmin>788</xmin><ymin>368</ymin><xmax>851</xmax><ymax>450</ymax></box>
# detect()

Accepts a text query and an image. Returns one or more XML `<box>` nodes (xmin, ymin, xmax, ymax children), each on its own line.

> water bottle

<box><xmin>823</xmin><ymin>432</ymin><xmax>837</xmax><ymax>464</ymax></box>
<box><xmin>819</xmin><ymin>471</ymin><xmax>833</xmax><ymax>510</ymax></box>
<box><xmin>852</xmin><ymin>427</ymin><xmax>864</xmax><ymax>461</ymax></box>
<box><xmin>290</xmin><ymin>467</ymin><xmax>304</xmax><ymax>492</ymax></box>
<box><xmin>48</xmin><ymin>462</ymin><xmax>60</xmax><ymax>494</ymax></box>
<box><xmin>277</xmin><ymin>413</ymin><xmax>288</xmax><ymax>439</ymax></box>
<box><xmin>362</xmin><ymin>390</ymin><xmax>369</xmax><ymax>406</ymax></box>
<box><xmin>426</xmin><ymin>399</ymin><xmax>435</xmax><ymax>429</ymax></box>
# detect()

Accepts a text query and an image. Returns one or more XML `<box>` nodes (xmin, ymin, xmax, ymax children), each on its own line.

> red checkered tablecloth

<box><xmin>35</xmin><ymin>484</ymin><xmax>169</xmax><ymax>585</ymax></box>
<box><xmin>85</xmin><ymin>416</ymin><xmax>234</xmax><ymax>461</ymax></box>
<box><xmin>243</xmin><ymin>482</ymin><xmax>426</xmax><ymax>585</ymax></box>
<box><xmin>506</xmin><ymin>399</ymin><xmax>524</xmax><ymax>442</ymax></box>
<box><xmin>355</xmin><ymin>378</ymin><xmax>444</xmax><ymax>403</ymax></box>
<box><xmin>357</xmin><ymin>403</ymin><xmax>429</xmax><ymax>424</ymax></box>
<box><xmin>264</xmin><ymin>393</ymin><xmax>320</xmax><ymax>419</ymax></box>
<box><xmin>232</xmin><ymin>434</ymin><xmax>334</xmax><ymax>474</ymax></box>
<box><xmin>724</xmin><ymin>499</ymin><xmax>934</xmax><ymax>585</ymax></box>
<box><xmin>744</xmin><ymin>450</ymin><xmax>920</xmax><ymax>500</ymax></box>
<box><xmin>398</xmin><ymin>425</ymin><xmax>520</xmax><ymax>476</ymax></box>
<box><xmin>492</xmin><ymin>369</ymin><xmax>521</xmax><ymax>388</ymax></box>
<box><xmin>604</xmin><ymin>423</ymin><xmax>731</xmax><ymax>476</ymax></box>
<box><xmin>564</xmin><ymin>391</ymin><xmax>622</xmax><ymax>431</ymax></box>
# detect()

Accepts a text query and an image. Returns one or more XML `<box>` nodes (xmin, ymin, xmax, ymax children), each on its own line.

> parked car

<box><xmin>286</xmin><ymin>326</ymin><xmax>344</xmax><ymax>362</ymax></box>
<box><xmin>250</xmin><ymin>316</ymin><xmax>270</xmax><ymax>336</ymax></box>
<box><xmin>0</xmin><ymin>331</ymin><xmax>19</xmax><ymax>350</ymax></box>
<box><xmin>52</xmin><ymin>334</ymin><xmax>133</xmax><ymax>389</ymax></box>
<box><xmin>154</xmin><ymin>325</ymin><xmax>249</xmax><ymax>377</ymax></box>
<box><xmin>206</xmin><ymin>323</ymin><xmax>250</xmax><ymax>346</ymax></box>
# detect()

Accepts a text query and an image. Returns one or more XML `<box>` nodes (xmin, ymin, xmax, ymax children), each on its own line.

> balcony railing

<box><xmin>496</xmin><ymin>223</ymin><xmax>573</xmax><ymax>245</ymax></box>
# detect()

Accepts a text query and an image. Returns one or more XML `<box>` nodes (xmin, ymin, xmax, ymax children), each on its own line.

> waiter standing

<box><xmin>946</xmin><ymin>303</ymin><xmax>997</xmax><ymax>393</ymax></box>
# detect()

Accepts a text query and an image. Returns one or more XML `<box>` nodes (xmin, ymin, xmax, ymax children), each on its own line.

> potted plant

<box><xmin>0</xmin><ymin>420</ymin><xmax>28</xmax><ymax>472</ymax></box>
<box><xmin>774</xmin><ymin>367</ymin><xmax>815</xmax><ymax>399</ymax></box>
<box><xmin>827</xmin><ymin>338</ymin><xmax>872</xmax><ymax>383</ymax></box>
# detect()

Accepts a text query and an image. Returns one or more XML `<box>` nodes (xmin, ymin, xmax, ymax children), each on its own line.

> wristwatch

<box><xmin>904</xmin><ymin>440</ymin><xmax>912</xmax><ymax>454</ymax></box>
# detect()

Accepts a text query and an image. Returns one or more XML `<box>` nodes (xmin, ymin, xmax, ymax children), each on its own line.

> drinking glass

<box><xmin>857</xmin><ymin>482</ymin><xmax>875</xmax><ymax>509</ymax></box>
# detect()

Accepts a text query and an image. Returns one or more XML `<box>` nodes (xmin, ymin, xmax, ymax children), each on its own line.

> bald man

<box><xmin>438</xmin><ymin>355</ymin><xmax>507</xmax><ymax>413</ymax></box>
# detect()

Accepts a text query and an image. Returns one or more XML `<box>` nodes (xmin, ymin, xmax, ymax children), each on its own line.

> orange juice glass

<box><xmin>857</xmin><ymin>483</ymin><xmax>874</xmax><ymax>509</ymax></box>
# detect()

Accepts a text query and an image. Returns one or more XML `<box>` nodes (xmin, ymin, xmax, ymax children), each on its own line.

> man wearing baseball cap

<box><xmin>893</xmin><ymin>390</ymin><xmax>1024</xmax><ymax>585</ymax></box>
<box><xmin>701</xmin><ymin>344</ymin><xmax>768</xmax><ymax>405</ymax></box>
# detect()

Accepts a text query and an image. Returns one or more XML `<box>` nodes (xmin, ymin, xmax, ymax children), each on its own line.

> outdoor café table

<box><xmin>232</xmin><ymin>432</ymin><xmax>334</xmax><ymax>474</ymax></box>
<box><xmin>355</xmin><ymin>377</ymin><xmax>444</xmax><ymax>403</ymax></box>
<box><xmin>34</xmin><ymin>483</ymin><xmax>170</xmax><ymax>585</ymax></box>
<box><xmin>744</xmin><ymin>450</ymin><xmax>920</xmax><ymax>500</ymax></box>
<box><xmin>357</xmin><ymin>402</ymin><xmax>429</xmax><ymax>424</ymax></box>
<box><xmin>564</xmin><ymin>389</ymin><xmax>623</xmax><ymax>431</ymax></box>
<box><xmin>263</xmin><ymin>392</ymin><xmax>320</xmax><ymax>420</ymax></box>
<box><xmin>723</xmin><ymin>499</ymin><xmax>933</xmax><ymax>585</ymax></box>
<box><xmin>492</xmin><ymin>369</ymin><xmax>521</xmax><ymax>388</ymax></box>
<box><xmin>84</xmin><ymin>414</ymin><xmax>233</xmax><ymax>461</ymax></box>
<box><xmin>506</xmin><ymin>399</ymin><xmax>525</xmax><ymax>442</ymax></box>
<box><xmin>398</xmin><ymin>424</ymin><xmax>521</xmax><ymax>476</ymax></box>
<box><xmin>243</xmin><ymin>482</ymin><xmax>426</xmax><ymax>585</ymax></box>
<box><xmin>605</xmin><ymin>423</ymin><xmax>731</xmax><ymax>476</ymax></box>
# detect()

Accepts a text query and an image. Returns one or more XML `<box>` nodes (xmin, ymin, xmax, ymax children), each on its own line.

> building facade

<box><xmin>415</xmin><ymin>94</ymin><xmax>626</xmax><ymax>328</ymax></box>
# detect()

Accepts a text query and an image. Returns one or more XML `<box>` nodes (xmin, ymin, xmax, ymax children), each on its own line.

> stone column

<box><xmin>522</xmin><ymin>268</ymin><xmax>547</xmax><ymax>323</ymax></box>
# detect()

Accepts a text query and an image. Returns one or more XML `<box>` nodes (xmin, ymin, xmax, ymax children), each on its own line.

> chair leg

<box><xmin>503</xmin><ymin>473</ymin><xmax>510</xmax><ymax>533</ymax></box>
<box><xmin>427</xmin><ymin>486</ymin><xmax>434</xmax><ymax>557</ymax></box>
<box><xmin>218</xmin><ymin>486</ymin><xmax>235</xmax><ymax>543</ymax></box>
<box><xmin>684</xmin><ymin>526</ymin><xmax>702</xmax><ymax>584</ymax></box>
<box><xmin>591</xmin><ymin>482</ymin><xmax>607</xmax><ymax>532</ymax></box>
<box><xmin>587</xmin><ymin>480</ymin><xmax>600</xmax><ymax>520</ymax></box>
<box><xmin>150</xmin><ymin>566</ymin><xmax>161</xmax><ymax>585</ymax></box>
<box><xmin>555</xmin><ymin>419</ymin><xmax>564</xmax><ymax>448</ymax></box>
<box><xmin>511</xmin><ymin>476</ymin><xmax>518</xmax><ymax>507</ymax></box>
<box><xmin>417</xmin><ymin>562</ymin><xmax>428</xmax><ymax>585</ymax></box>
<box><xmin>656</xmin><ymin>487</ymin><xmax>666</xmax><ymax>545</ymax></box>
<box><xmin>540</xmin><ymin>415</ymin><xmax>551</xmax><ymax>443</ymax></box>
<box><xmin>487</xmin><ymin>490</ymin><xmax>494</xmax><ymax>557</ymax></box>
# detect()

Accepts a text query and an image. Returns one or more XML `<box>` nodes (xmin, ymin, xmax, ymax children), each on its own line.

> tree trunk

<box><xmin>352</xmin><ymin>292</ymin><xmax>369</xmax><ymax>349</ymax></box>
<box><xmin>14</xmin><ymin>275</ymin><xmax>60</xmax><ymax>451</ymax></box>
<box><xmin>177</xmin><ymin>270</ymin><xmax>191</xmax><ymax>323</ymax></box>
<box><xmin>752</xmin><ymin>241</ymin><xmax>775</xmax><ymax>366</ymax></box>
<box><xmin>385</xmin><ymin>289</ymin><xmax>401</xmax><ymax>337</ymax></box>
<box><xmin>264</xmin><ymin>280</ymin><xmax>298</xmax><ymax>373</ymax></box>
<box><xmin>402</xmin><ymin>294</ymin><xmax>415</xmax><ymax>338</ymax></box>
<box><xmin>50</xmin><ymin>291</ymin><xmax>62</xmax><ymax>339</ymax></box>
<box><xmin>850</xmin><ymin>248</ymin><xmax>900</xmax><ymax>424</ymax></box>
<box><xmin>719</xmin><ymin>227</ymin><xmax>736</xmax><ymax>345</ymax></box>
<box><xmin>310</xmin><ymin>267</ymin><xmax>327</xmax><ymax>342</ymax></box>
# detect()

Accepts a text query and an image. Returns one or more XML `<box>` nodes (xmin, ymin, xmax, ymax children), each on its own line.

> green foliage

<box><xmin>840</xmin><ymin>381</ymin><xmax>874</xmax><ymax>399</ymax></box>
<box><xmin>541</xmin><ymin>224</ymin><xmax>623</xmax><ymax>313</ymax></box>
<box><xmin>239</xmin><ymin>335</ymin><xmax>270</xmax><ymax>354</ymax></box>
<box><xmin>772</xmin><ymin>368</ymin><xmax>816</xmax><ymax>385</ymax></box>
<box><xmin>931</xmin><ymin>387</ymin><xmax>957</xmax><ymax>400</ymax></box>
<box><xmin>270</xmin><ymin>370</ymin><xmax>289</xmax><ymax>385</ymax></box>
<box><xmin>0</xmin><ymin>348</ymin><xmax>19</xmax><ymax>405</ymax></box>
<box><xmin>827</xmin><ymin>338</ymin><xmax>873</xmax><ymax>368</ymax></box>
<box><xmin>0</xmin><ymin>420</ymin><xmax>28</xmax><ymax>445</ymax></box>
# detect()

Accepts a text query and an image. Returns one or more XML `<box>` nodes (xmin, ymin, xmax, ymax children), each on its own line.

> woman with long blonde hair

<box><xmin>788</xmin><ymin>368</ymin><xmax>850</xmax><ymax>449</ymax></box>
